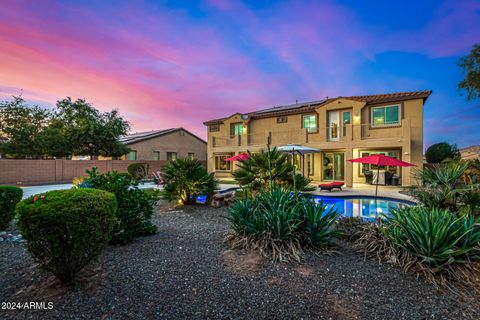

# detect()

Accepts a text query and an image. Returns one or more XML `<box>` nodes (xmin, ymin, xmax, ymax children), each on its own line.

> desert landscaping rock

<box><xmin>1</xmin><ymin>205</ymin><xmax>479</xmax><ymax>319</ymax></box>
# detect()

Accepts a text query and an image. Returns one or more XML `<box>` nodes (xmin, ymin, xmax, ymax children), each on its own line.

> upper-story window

<box><xmin>302</xmin><ymin>114</ymin><xmax>317</xmax><ymax>133</ymax></box>
<box><xmin>231</xmin><ymin>123</ymin><xmax>244</xmax><ymax>136</ymax></box>
<box><xmin>209</xmin><ymin>125</ymin><xmax>220</xmax><ymax>132</ymax></box>
<box><xmin>277</xmin><ymin>116</ymin><xmax>288</xmax><ymax>123</ymax></box>
<box><xmin>128</xmin><ymin>150</ymin><xmax>137</xmax><ymax>160</ymax></box>
<box><xmin>167</xmin><ymin>152</ymin><xmax>178</xmax><ymax>161</ymax></box>
<box><xmin>153</xmin><ymin>151</ymin><xmax>160</xmax><ymax>160</ymax></box>
<box><xmin>371</xmin><ymin>105</ymin><xmax>400</xmax><ymax>127</ymax></box>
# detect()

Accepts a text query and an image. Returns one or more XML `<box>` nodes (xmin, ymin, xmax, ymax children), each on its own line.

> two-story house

<box><xmin>203</xmin><ymin>90</ymin><xmax>431</xmax><ymax>187</ymax></box>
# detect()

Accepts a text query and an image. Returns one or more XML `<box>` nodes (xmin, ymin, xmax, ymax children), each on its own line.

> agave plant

<box><xmin>232</xmin><ymin>148</ymin><xmax>314</xmax><ymax>192</ymax></box>
<box><xmin>385</xmin><ymin>207</ymin><xmax>480</xmax><ymax>270</ymax></box>
<box><xmin>161</xmin><ymin>158</ymin><xmax>218</xmax><ymax>204</ymax></box>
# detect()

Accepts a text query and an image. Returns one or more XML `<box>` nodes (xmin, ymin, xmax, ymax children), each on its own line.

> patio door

<box><xmin>322</xmin><ymin>152</ymin><xmax>345</xmax><ymax>181</ymax></box>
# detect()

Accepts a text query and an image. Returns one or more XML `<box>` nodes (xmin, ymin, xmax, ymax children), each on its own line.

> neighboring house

<box><xmin>203</xmin><ymin>90</ymin><xmax>431</xmax><ymax>187</ymax></box>
<box><xmin>460</xmin><ymin>145</ymin><xmax>480</xmax><ymax>160</ymax></box>
<box><xmin>119</xmin><ymin>128</ymin><xmax>207</xmax><ymax>161</ymax></box>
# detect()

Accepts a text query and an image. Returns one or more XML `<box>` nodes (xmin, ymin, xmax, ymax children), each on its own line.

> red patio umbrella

<box><xmin>225</xmin><ymin>153</ymin><xmax>250</xmax><ymax>161</ymax></box>
<box><xmin>348</xmin><ymin>154</ymin><xmax>415</xmax><ymax>203</ymax></box>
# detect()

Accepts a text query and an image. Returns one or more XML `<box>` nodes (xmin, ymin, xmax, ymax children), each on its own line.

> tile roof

<box><xmin>203</xmin><ymin>90</ymin><xmax>432</xmax><ymax>125</ymax></box>
<box><xmin>120</xmin><ymin>128</ymin><xmax>206</xmax><ymax>145</ymax></box>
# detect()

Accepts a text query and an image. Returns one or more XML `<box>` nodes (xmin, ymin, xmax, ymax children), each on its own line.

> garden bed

<box><xmin>1</xmin><ymin>205</ymin><xmax>479</xmax><ymax>319</ymax></box>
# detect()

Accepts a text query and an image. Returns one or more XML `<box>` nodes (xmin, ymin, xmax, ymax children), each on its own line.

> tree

<box><xmin>425</xmin><ymin>142</ymin><xmax>460</xmax><ymax>164</ymax></box>
<box><xmin>0</xmin><ymin>97</ymin><xmax>50</xmax><ymax>158</ymax></box>
<box><xmin>458</xmin><ymin>44</ymin><xmax>480</xmax><ymax>101</ymax></box>
<box><xmin>55</xmin><ymin>98</ymin><xmax>130</xmax><ymax>159</ymax></box>
<box><xmin>0</xmin><ymin>96</ymin><xmax>131</xmax><ymax>159</ymax></box>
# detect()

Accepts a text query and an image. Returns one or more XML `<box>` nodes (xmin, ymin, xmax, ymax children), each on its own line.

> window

<box><xmin>215</xmin><ymin>154</ymin><xmax>233</xmax><ymax>171</ymax></box>
<box><xmin>167</xmin><ymin>152</ymin><xmax>177</xmax><ymax>161</ymax></box>
<box><xmin>188</xmin><ymin>153</ymin><xmax>195</xmax><ymax>159</ymax></box>
<box><xmin>230</xmin><ymin>123</ymin><xmax>244</xmax><ymax>136</ymax></box>
<box><xmin>153</xmin><ymin>151</ymin><xmax>160</xmax><ymax>160</ymax></box>
<box><xmin>209</xmin><ymin>125</ymin><xmax>220</xmax><ymax>132</ymax></box>
<box><xmin>371</xmin><ymin>105</ymin><xmax>400</xmax><ymax>126</ymax></box>
<box><xmin>302</xmin><ymin>114</ymin><xmax>317</xmax><ymax>133</ymax></box>
<box><xmin>343</xmin><ymin>112</ymin><xmax>351</xmax><ymax>125</ymax></box>
<box><xmin>128</xmin><ymin>151</ymin><xmax>137</xmax><ymax>160</ymax></box>
<box><xmin>277</xmin><ymin>116</ymin><xmax>288</xmax><ymax>123</ymax></box>
<box><xmin>360</xmin><ymin>151</ymin><xmax>400</xmax><ymax>175</ymax></box>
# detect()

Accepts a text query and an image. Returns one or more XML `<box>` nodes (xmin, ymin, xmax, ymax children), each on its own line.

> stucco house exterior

<box><xmin>460</xmin><ymin>145</ymin><xmax>480</xmax><ymax>160</ymax></box>
<box><xmin>119</xmin><ymin>128</ymin><xmax>207</xmax><ymax>161</ymax></box>
<box><xmin>203</xmin><ymin>90</ymin><xmax>431</xmax><ymax>187</ymax></box>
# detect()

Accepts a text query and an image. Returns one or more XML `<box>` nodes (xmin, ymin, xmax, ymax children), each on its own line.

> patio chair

<box><xmin>318</xmin><ymin>181</ymin><xmax>345</xmax><ymax>192</ymax></box>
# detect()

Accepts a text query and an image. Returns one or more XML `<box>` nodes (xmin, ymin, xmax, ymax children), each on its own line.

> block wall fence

<box><xmin>0</xmin><ymin>159</ymin><xmax>207</xmax><ymax>186</ymax></box>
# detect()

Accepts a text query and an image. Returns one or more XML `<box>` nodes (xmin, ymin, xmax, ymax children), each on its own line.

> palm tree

<box><xmin>161</xmin><ymin>158</ymin><xmax>218</xmax><ymax>204</ymax></box>
<box><xmin>232</xmin><ymin>147</ymin><xmax>314</xmax><ymax>192</ymax></box>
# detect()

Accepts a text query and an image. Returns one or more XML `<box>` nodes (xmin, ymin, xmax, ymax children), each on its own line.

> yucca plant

<box><xmin>460</xmin><ymin>185</ymin><xmax>480</xmax><ymax>216</ymax></box>
<box><xmin>385</xmin><ymin>207</ymin><xmax>480</xmax><ymax>270</ymax></box>
<box><xmin>226</xmin><ymin>188</ymin><xmax>340</xmax><ymax>262</ymax></box>
<box><xmin>299</xmin><ymin>198</ymin><xmax>340</xmax><ymax>249</ymax></box>
<box><xmin>412</xmin><ymin>162</ymin><xmax>469</xmax><ymax>210</ymax></box>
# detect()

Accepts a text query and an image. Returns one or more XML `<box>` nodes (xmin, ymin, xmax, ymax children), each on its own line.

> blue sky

<box><xmin>0</xmin><ymin>0</ymin><xmax>479</xmax><ymax>148</ymax></box>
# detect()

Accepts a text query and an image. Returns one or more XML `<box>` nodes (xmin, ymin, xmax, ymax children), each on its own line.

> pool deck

<box><xmin>310</xmin><ymin>183</ymin><xmax>413</xmax><ymax>202</ymax></box>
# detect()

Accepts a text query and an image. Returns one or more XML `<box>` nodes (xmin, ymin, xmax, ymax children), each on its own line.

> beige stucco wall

<box><xmin>206</xmin><ymin>98</ymin><xmax>425</xmax><ymax>187</ymax></box>
<box><xmin>127</xmin><ymin>129</ymin><xmax>207</xmax><ymax>161</ymax></box>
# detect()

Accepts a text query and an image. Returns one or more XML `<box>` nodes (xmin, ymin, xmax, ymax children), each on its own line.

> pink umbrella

<box><xmin>348</xmin><ymin>154</ymin><xmax>415</xmax><ymax>201</ymax></box>
<box><xmin>225</xmin><ymin>153</ymin><xmax>250</xmax><ymax>161</ymax></box>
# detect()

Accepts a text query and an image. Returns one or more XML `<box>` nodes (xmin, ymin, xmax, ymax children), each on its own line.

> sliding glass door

<box><xmin>322</xmin><ymin>152</ymin><xmax>345</xmax><ymax>181</ymax></box>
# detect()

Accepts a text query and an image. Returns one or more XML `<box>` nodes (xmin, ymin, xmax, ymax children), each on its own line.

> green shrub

<box><xmin>0</xmin><ymin>186</ymin><xmax>23</xmax><ymax>230</ymax></box>
<box><xmin>16</xmin><ymin>189</ymin><xmax>116</xmax><ymax>284</ymax></box>
<box><xmin>83</xmin><ymin>168</ymin><xmax>157</xmax><ymax>244</ymax></box>
<box><xmin>425</xmin><ymin>142</ymin><xmax>460</xmax><ymax>164</ymax></box>
<box><xmin>226</xmin><ymin>188</ymin><xmax>339</xmax><ymax>262</ymax></box>
<box><xmin>127</xmin><ymin>163</ymin><xmax>149</xmax><ymax>180</ymax></box>
<box><xmin>161</xmin><ymin>158</ymin><xmax>217</xmax><ymax>205</ymax></box>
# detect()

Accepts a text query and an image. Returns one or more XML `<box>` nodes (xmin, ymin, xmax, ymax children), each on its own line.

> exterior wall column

<box><xmin>345</xmin><ymin>148</ymin><xmax>353</xmax><ymax>187</ymax></box>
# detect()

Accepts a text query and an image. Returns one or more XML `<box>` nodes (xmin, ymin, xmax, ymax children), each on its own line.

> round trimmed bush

<box><xmin>16</xmin><ymin>188</ymin><xmax>117</xmax><ymax>284</ymax></box>
<box><xmin>0</xmin><ymin>186</ymin><xmax>23</xmax><ymax>230</ymax></box>
<box><xmin>127</xmin><ymin>163</ymin><xmax>149</xmax><ymax>180</ymax></box>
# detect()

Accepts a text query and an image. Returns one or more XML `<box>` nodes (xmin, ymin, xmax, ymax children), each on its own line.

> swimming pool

<box><xmin>196</xmin><ymin>190</ymin><xmax>414</xmax><ymax>220</ymax></box>
<box><xmin>311</xmin><ymin>195</ymin><xmax>414</xmax><ymax>220</ymax></box>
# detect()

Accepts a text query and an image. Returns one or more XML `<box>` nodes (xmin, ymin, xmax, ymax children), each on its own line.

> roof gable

<box><xmin>120</xmin><ymin>128</ymin><xmax>206</xmax><ymax>145</ymax></box>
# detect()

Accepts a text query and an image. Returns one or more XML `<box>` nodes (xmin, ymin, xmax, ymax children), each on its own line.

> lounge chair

<box><xmin>318</xmin><ymin>181</ymin><xmax>345</xmax><ymax>192</ymax></box>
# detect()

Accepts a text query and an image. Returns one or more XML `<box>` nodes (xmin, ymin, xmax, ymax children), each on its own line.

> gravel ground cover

<box><xmin>1</xmin><ymin>205</ymin><xmax>480</xmax><ymax>319</ymax></box>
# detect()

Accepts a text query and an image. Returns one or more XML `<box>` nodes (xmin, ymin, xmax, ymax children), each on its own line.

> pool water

<box><xmin>312</xmin><ymin>196</ymin><xmax>413</xmax><ymax>220</ymax></box>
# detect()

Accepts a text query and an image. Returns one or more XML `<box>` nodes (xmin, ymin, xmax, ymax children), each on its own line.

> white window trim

<box><xmin>371</xmin><ymin>104</ymin><xmax>401</xmax><ymax>127</ymax></box>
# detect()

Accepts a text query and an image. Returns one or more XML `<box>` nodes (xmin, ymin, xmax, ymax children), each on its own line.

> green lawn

<box><xmin>218</xmin><ymin>180</ymin><xmax>238</xmax><ymax>185</ymax></box>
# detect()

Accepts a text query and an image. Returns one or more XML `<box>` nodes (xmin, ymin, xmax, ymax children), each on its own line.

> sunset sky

<box><xmin>0</xmin><ymin>0</ymin><xmax>479</xmax><ymax>148</ymax></box>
